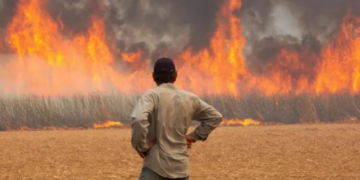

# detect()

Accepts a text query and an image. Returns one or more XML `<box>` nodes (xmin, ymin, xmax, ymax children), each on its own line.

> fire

<box><xmin>3</xmin><ymin>0</ymin><xmax>150</xmax><ymax>95</ymax></box>
<box><xmin>176</xmin><ymin>0</ymin><xmax>247</xmax><ymax>96</ymax></box>
<box><xmin>122</xmin><ymin>50</ymin><xmax>143</xmax><ymax>63</ymax></box>
<box><xmin>315</xmin><ymin>10</ymin><xmax>360</xmax><ymax>94</ymax></box>
<box><xmin>221</xmin><ymin>119</ymin><xmax>261</xmax><ymax>126</ymax></box>
<box><xmin>1</xmin><ymin>0</ymin><xmax>360</xmax><ymax>96</ymax></box>
<box><xmin>93</xmin><ymin>121</ymin><xmax>123</xmax><ymax>128</ymax></box>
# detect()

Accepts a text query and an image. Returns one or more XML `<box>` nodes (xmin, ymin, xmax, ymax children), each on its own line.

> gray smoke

<box><xmin>241</xmin><ymin>0</ymin><xmax>360</xmax><ymax>83</ymax></box>
<box><xmin>0</xmin><ymin>1</ymin><xmax>16</xmax><ymax>30</ymax></box>
<box><xmin>46</xmin><ymin>0</ymin><xmax>224</xmax><ymax>60</ymax></box>
<box><xmin>0</xmin><ymin>0</ymin><xmax>359</xmax><ymax>68</ymax></box>
<box><xmin>241</xmin><ymin>0</ymin><xmax>360</xmax><ymax>55</ymax></box>
<box><xmin>0</xmin><ymin>0</ymin><xmax>224</xmax><ymax>61</ymax></box>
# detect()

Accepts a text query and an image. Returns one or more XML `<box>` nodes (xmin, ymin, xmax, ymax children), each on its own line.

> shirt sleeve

<box><xmin>190</xmin><ymin>97</ymin><xmax>223</xmax><ymax>141</ymax></box>
<box><xmin>131</xmin><ymin>91</ymin><xmax>155</xmax><ymax>153</ymax></box>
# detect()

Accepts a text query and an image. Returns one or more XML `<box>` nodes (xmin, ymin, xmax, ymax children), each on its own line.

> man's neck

<box><xmin>157</xmin><ymin>83</ymin><xmax>177</xmax><ymax>89</ymax></box>
<box><xmin>157</xmin><ymin>82</ymin><xmax>174</xmax><ymax>86</ymax></box>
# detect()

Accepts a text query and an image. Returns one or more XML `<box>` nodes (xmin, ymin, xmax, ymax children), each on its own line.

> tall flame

<box><xmin>315</xmin><ymin>11</ymin><xmax>360</xmax><ymax>94</ymax></box>
<box><xmin>2</xmin><ymin>0</ymin><xmax>360</xmax><ymax>96</ymax></box>
<box><xmin>3</xmin><ymin>0</ymin><xmax>151</xmax><ymax>95</ymax></box>
<box><xmin>176</xmin><ymin>0</ymin><xmax>247</xmax><ymax>96</ymax></box>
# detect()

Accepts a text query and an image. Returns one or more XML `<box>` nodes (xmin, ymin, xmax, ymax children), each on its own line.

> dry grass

<box><xmin>1</xmin><ymin>124</ymin><xmax>360</xmax><ymax>180</ymax></box>
<box><xmin>1</xmin><ymin>93</ymin><xmax>360</xmax><ymax>130</ymax></box>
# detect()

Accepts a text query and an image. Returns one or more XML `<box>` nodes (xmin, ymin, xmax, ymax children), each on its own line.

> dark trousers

<box><xmin>139</xmin><ymin>168</ymin><xmax>189</xmax><ymax>180</ymax></box>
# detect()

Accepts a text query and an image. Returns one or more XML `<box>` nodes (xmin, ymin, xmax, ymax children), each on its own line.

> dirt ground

<box><xmin>0</xmin><ymin>124</ymin><xmax>360</xmax><ymax>180</ymax></box>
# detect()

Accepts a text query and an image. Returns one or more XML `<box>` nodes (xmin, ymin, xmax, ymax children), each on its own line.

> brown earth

<box><xmin>0</xmin><ymin>124</ymin><xmax>360</xmax><ymax>180</ymax></box>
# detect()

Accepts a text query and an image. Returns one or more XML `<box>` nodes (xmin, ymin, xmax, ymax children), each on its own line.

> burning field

<box><xmin>1</xmin><ymin>0</ymin><xmax>360</xmax><ymax>129</ymax></box>
<box><xmin>1</xmin><ymin>124</ymin><xmax>359</xmax><ymax>179</ymax></box>
<box><xmin>1</xmin><ymin>1</ymin><xmax>360</xmax><ymax>179</ymax></box>
<box><xmin>2</xmin><ymin>0</ymin><xmax>360</xmax><ymax>96</ymax></box>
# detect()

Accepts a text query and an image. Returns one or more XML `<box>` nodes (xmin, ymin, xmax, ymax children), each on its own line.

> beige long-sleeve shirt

<box><xmin>131</xmin><ymin>83</ymin><xmax>223</xmax><ymax>178</ymax></box>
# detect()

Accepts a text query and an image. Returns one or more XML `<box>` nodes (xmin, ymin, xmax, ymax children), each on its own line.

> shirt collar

<box><xmin>159</xmin><ymin>83</ymin><xmax>177</xmax><ymax>90</ymax></box>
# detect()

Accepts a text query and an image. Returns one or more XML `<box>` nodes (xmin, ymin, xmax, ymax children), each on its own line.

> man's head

<box><xmin>152</xmin><ymin>57</ymin><xmax>177</xmax><ymax>86</ymax></box>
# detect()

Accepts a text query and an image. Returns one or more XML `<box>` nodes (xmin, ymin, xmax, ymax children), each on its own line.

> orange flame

<box><xmin>314</xmin><ymin>10</ymin><xmax>360</xmax><ymax>94</ymax></box>
<box><xmin>221</xmin><ymin>119</ymin><xmax>261</xmax><ymax>126</ymax></box>
<box><xmin>3</xmin><ymin>0</ymin><xmax>150</xmax><ymax>95</ymax></box>
<box><xmin>93</xmin><ymin>121</ymin><xmax>123</xmax><ymax>128</ymax></box>
<box><xmin>176</xmin><ymin>0</ymin><xmax>247</xmax><ymax>96</ymax></box>
<box><xmin>2</xmin><ymin>0</ymin><xmax>360</xmax><ymax>96</ymax></box>
<box><xmin>122</xmin><ymin>50</ymin><xmax>143</xmax><ymax>63</ymax></box>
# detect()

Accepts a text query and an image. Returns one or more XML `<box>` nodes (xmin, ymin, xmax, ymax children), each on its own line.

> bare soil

<box><xmin>1</xmin><ymin>124</ymin><xmax>359</xmax><ymax>180</ymax></box>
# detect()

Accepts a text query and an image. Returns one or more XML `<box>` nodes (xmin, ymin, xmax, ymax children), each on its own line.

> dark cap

<box><xmin>153</xmin><ymin>57</ymin><xmax>176</xmax><ymax>74</ymax></box>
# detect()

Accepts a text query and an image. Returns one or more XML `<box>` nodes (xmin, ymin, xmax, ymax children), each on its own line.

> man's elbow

<box><xmin>214</xmin><ymin>112</ymin><xmax>223</xmax><ymax>125</ymax></box>
<box><xmin>214</xmin><ymin>117</ymin><xmax>223</xmax><ymax>127</ymax></box>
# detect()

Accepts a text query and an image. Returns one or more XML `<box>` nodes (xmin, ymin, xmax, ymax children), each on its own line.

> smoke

<box><xmin>103</xmin><ymin>0</ymin><xmax>225</xmax><ymax>60</ymax></box>
<box><xmin>45</xmin><ymin>0</ymin><xmax>224</xmax><ymax>60</ymax></box>
<box><xmin>241</xmin><ymin>0</ymin><xmax>360</xmax><ymax>82</ymax></box>
<box><xmin>1</xmin><ymin>0</ymin><xmax>360</xmax><ymax>65</ymax></box>
<box><xmin>241</xmin><ymin>0</ymin><xmax>360</xmax><ymax>53</ymax></box>
<box><xmin>0</xmin><ymin>1</ymin><xmax>16</xmax><ymax>30</ymax></box>
<box><xmin>0</xmin><ymin>0</ymin><xmax>224</xmax><ymax>60</ymax></box>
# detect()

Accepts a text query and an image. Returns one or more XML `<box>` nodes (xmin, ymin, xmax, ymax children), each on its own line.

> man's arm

<box><xmin>131</xmin><ymin>91</ymin><xmax>155</xmax><ymax>154</ymax></box>
<box><xmin>189</xmin><ymin>97</ymin><xmax>223</xmax><ymax>142</ymax></box>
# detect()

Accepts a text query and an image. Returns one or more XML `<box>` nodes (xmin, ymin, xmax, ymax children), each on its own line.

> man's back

<box><xmin>131</xmin><ymin>83</ymin><xmax>223</xmax><ymax>179</ymax></box>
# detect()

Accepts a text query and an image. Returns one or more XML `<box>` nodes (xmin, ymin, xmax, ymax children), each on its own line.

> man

<box><xmin>131</xmin><ymin>57</ymin><xmax>223</xmax><ymax>180</ymax></box>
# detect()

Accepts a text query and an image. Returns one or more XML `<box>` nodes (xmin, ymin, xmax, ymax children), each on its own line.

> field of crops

<box><xmin>1</xmin><ymin>93</ymin><xmax>360</xmax><ymax>130</ymax></box>
<box><xmin>1</xmin><ymin>124</ymin><xmax>359</xmax><ymax>180</ymax></box>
